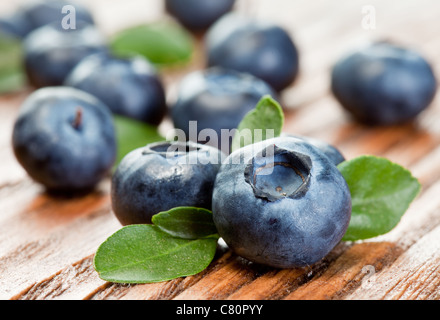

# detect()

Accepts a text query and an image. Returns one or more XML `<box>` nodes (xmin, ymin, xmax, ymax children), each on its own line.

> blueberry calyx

<box><xmin>244</xmin><ymin>145</ymin><xmax>312</xmax><ymax>202</ymax></box>
<box><xmin>142</xmin><ymin>141</ymin><xmax>202</xmax><ymax>158</ymax></box>
<box><xmin>71</xmin><ymin>107</ymin><xmax>83</xmax><ymax>130</ymax></box>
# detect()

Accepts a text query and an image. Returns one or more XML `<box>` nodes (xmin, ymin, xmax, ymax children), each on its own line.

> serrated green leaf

<box><xmin>113</xmin><ymin>115</ymin><xmax>165</xmax><ymax>165</ymax></box>
<box><xmin>0</xmin><ymin>34</ymin><xmax>26</xmax><ymax>94</ymax></box>
<box><xmin>231</xmin><ymin>95</ymin><xmax>284</xmax><ymax>152</ymax></box>
<box><xmin>94</xmin><ymin>224</ymin><xmax>218</xmax><ymax>284</ymax></box>
<box><xmin>152</xmin><ymin>207</ymin><xmax>219</xmax><ymax>240</ymax></box>
<box><xmin>338</xmin><ymin>155</ymin><xmax>421</xmax><ymax>241</ymax></box>
<box><xmin>110</xmin><ymin>21</ymin><xmax>194</xmax><ymax>68</ymax></box>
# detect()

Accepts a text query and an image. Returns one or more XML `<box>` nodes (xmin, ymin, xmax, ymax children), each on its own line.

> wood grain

<box><xmin>1</xmin><ymin>0</ymin><xmax>440</xmax><ymax>300</ymax></box>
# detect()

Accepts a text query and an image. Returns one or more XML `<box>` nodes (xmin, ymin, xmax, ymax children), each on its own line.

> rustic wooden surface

<box><xmin>1</xmin><ymin>0</ymin><xmax>440</xmax><ymax>300</ymax></box>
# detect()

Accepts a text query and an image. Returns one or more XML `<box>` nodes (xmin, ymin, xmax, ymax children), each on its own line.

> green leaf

<box><xmin>113</xmin><ymin>115</ymin><xmax>165</xmax><ymax>165</ymax></box>
<box><xmin>338</xmin><ymin>155</ymin><xmax>421</xmax><ymax>241</ymax></box>
<box><xmin>94</xmin><ymin>224</ymin><xmax>218</xmax><ymax>284</ymax></box>
<box><xmin>152</xmin><ymin>207</ymin><xmax>219</xmax><ymax>240</ymax></box>
<box><xmin>0</xmin><ymin>34</ymin><xmax>26</xmax><ymax>94</ymax></box>
<box><xmin>110</xmin><ymin>21</ymin><xmax>194</xmax><ymax>68</ymax></box>
<box><xmin>231</xmin><ymin>95</ymin><xmax>284</xmax><ymax>152</ymax></box>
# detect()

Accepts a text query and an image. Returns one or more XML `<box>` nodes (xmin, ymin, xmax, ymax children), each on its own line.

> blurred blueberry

<box><xmin>20</xmin><ymin>0</ymin><xmax>95</xmax><ymax>36</ymax></box>
<box><xmin>206</xmin><ymin>13</ymin><xmax>300</xmax><ymax>92</ymax></box>
<box><xmin>23</xmin><ymin>22</ymin><xmax>107</xmax><ymax>88</ymax></box>
<box><xmin>12</xmin><ymin>87</ymin><xmax>117</xmax><ymax>192</ymax></box>
<box><xmin>331</xmin><ymin>41</ymin><xmax>438</xmax><ymax>125</ymax></box>
<box><xmin>65</xmin><ymin>53</ymin><xmax>167</xmax><ymax>126</ymax></box>
<box><xmin>170</xmin><ymin>67</ymin><xmax>276</xmax><ymax>154</ymax></box>
<box><xmin>0</xmin><ymin>12</ymin><xmax>33</xmax><ymax>39</ymax></box>
<box><xmin>165</xmin><ymin>0</ymin><xmax>236</xmax><ymax>31</ymax></box>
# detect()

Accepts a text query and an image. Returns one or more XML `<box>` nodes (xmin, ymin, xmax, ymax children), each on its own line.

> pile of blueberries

<box><xmin>2</xmin><ymin>0</ymin><xmax>438</xmax><ymax>268</ymax></box>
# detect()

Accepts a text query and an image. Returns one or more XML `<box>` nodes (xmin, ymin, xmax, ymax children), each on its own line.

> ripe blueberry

<box><xmin>0</xmin><ymin>11</ymin><xmax>33</xmax><ymax>39</ymax></box>
<box><xmin>171</xmin><ymin>67</ymin><xmax>276</xmax><ymax>154</ymax></box>
<box><xmin>282</xmin><ymin>134</ymin><xmax>346</xmax><ymax>166</ymax></box>
<box><xmin>331</xmin><ymin>41</ymin><xmax>438</xmax><ymax>125</ymax></box>
<box><xmin>205</xmin><ymin>14</ymin><xmax>300</xmax><ymax>92</ymax></box>
<box><xmin>65</xmin><ymin>53</ymin><xmax>167</xmax><ymax>125</ymax></box>
<box><xmin>23</xmin><ymin>22</ymin><xmax>107</xmax><ymax>88</ymax></box>
<box><xmin>212</xmin><ymin>137</ymin><xmax>352</xmax><ymax>268</ymax></box>
<box><xmin>165</xmin><ymin>0</ymin><xmax>236</xmax><ymax>31</ymax></box>
<box><xmin>111</xmin><ymin>141</ymin><xmax>225</xmax><ymax>225</ymax></box>
<box><xmin>20</xmin><ymin>0</ymin><xmax>95</xmax><ymax>36</ymax></box>
<box><xmin>12</xmin><ymin>87</ymin><xmax>117</xmax><ymax>192</ymax></box>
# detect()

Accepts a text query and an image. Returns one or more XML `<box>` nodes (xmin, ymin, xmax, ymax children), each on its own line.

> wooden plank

<box><xmin>345</xmin><ymin>225</ymin><xmax>440</xmax><ymax>300</ymax></box>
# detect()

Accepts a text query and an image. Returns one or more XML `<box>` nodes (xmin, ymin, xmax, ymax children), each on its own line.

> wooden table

<box><xmin>1</xmin><ymin>0</ymin><xmax>440</xmax><ymax>300</ymax></box>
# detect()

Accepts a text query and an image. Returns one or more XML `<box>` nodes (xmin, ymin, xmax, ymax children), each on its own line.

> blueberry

<box><xmin>205</xmin><ymin>14</ymin><xmax>300</xmax><ymax>92</ymax></box>
<box><xmin>171</xmin><ymin>67</ymin><xmax>276</xmax><ymax>154</ymax></box>
<box><xmin>165</xmin><ymin>0</ymin><xmax>236</xmax><ymax>31</ymax></box>
<box><xmin>23</xmin><ymin>22</ymin><xmax>107</xmax><ymax>88</ymax></box>
<box><xmin>282</xmin><ymin>133</ymin><xmax>346</xmax><ymax>166</ymax></box>
<box><xmin>111</xmin><ymin>141</ymin><xmax>225</xmax><ymax>225</ymax></box>
<box><xmin>19</xmin><ymin>0</ymin><xmax>95</xmax><ymax>37</ymax></box>
<box><xmin>12</xmin><ymin>87</ymin><xmax>117</xmax><ymax>192</ymax></box>
<box><xmin>0</xmin><ymin>12</ymin><xmax>33</xmax><ymax>39</ymax></box>
<box><xmin>65</xmin><ymin>53</ymin><xmax>167</xmax><ymax>125</ymax></box>
<box><xmin>212</xmin><ymin>136</ymin><xmax>352</xmax><ymax>268</ymax></box>
<box><xmin>331</xmin><ymin>41</ymin><xmax>438</xmax><ymax>125</ymax></box>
